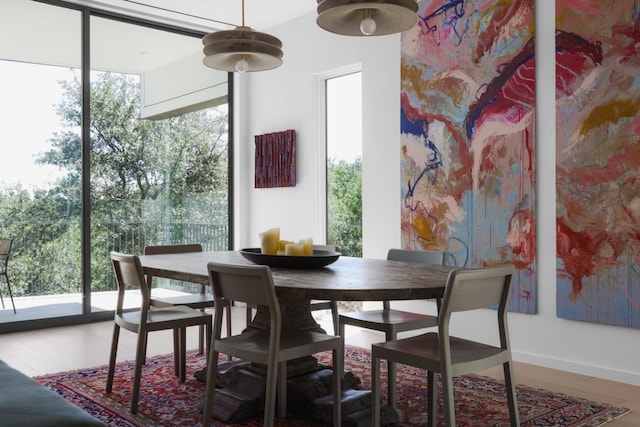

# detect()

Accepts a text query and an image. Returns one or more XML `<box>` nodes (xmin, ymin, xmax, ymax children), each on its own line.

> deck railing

<box><xmin>1</xmin><ymin>219</ymin><xmax>362</xmax><ymax>299</ymax></box>
<box><xmin>1</xmin><ymin>221</ymin><xmax>228</xmax><ymax>297</ymax></box>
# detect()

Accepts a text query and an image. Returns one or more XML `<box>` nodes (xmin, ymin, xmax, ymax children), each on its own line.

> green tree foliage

<box><xmin>327</xmin><ymin>157</ymin><xmax>362</xmax><ymax>257</ymax></box>
<box><xmin>1</xmin><ymin>70</ymin><xmax>229</xmax><ymax>295</ymax></box>
<box><xmin>40</xmin><ymin>72</ymin><xmax>228</xmax><ymax>221</ymax></box>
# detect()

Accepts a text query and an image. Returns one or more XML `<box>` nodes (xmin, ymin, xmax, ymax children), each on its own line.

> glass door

<box><xmin>89</xmin><ymin>16</ymin><xmax>230</xmax><ymax>312</ymax></box>
<box><xmin>0</xmin><ymin>0</ymin><xmax>83</xmax><ymax>323</ymax></box>
<box><xmin>0</xmin><ymin>0</ymin><xmax>230</xmax><ymax>329</ymax></box>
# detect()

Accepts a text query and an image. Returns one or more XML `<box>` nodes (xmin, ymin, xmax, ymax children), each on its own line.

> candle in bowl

<box><xmin>260</xmin><ymin>228</ymin><xmax>280</xmax><ymax>255</ymax></box>
<box><xmin>284</xmin><ymin>242</ymin><xmax>305</xmax><ymax>256</ymax></box>
<box><xmin>279</xmin><ymin>240</ymin><xmax>294</xmax><ymax>252</ymax></box>
<box><xmin>302</xmin><ymin>238</ymin><xmax>313</xmax><ymax>256</ymax></box>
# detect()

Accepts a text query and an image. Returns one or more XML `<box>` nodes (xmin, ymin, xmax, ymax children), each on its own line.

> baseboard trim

<box><xmin>512</xmin><ymin>350</ymin><xmax>640</xmax><ymax>386</ymax></box>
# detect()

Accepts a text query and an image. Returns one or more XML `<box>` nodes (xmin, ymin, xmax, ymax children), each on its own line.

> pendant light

<box><xmin>317</xmin><ymin>0</ymin><xmax>419</xmax><ymax>36</ymax></box>
<box><xmin>202</xmin><ymin>0</ymin><xmax>283</xmax><ymax>72</ymax></box>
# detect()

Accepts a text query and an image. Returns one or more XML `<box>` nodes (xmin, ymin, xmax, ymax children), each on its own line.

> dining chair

<box><xmin>144</xmin><ymin>244</ymin><xmax>230</xmax><ymax>355</ymax></box>
<box><xmin>246</xmin><ymin>244</ymin><xmax>340</xmax><ymax>335</ymax></box>
<box><xmin>371</xmin><ymin>264</ymin><xmax>520</xmax><ymax>427</ymax></box>
<box><xmin>203</xmin><ymin>262</ymin><xmax>343</xmax><ymax>427</ymax></box>
<box><xmin>339</xmin><ymin>248</ymin><xmax>445</xmax><ymax>406</ymax></box>
<box><xmin>0</xmin><ymin>238</ymin><xmax>16</xmax><ymax>314</ymax></box>
<box><xmin>106</xmin><ymin>251</ymin><xmax>212</xmax><ymax>414</ymax></box>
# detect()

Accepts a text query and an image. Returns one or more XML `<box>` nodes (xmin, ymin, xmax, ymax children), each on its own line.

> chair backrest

<box><xmin>111</xmin><ymin>251</ymin><xmax>151</xmax><ymax>314</ymax></box>
<box><xmin>387</xmin><ymin>248</ymin><xmax>445</xmax><ymax>265</ymax></box>
<box><xmin>383</xmin><ymin>249</ymin><xmax>446</xmax><ymax>309</ymax></box>
<box><xmin>144</xmin><ymin>243</ymin><xmax>203</xmax><ymax>255</ymax></box>
<box><xmin>144</xmin><ymin>244</ymin><xmax>203</xmax><ymax>288</ymax></box>
<box><xmin>207</xmin><ymin>261</ymin><xmax>281</xmax><ymax>324</ymax></box>
<box><xmin>438</xmin><ymin>264</ymin><xmax>516</xmax><ymax>350</ymax></box>
<box><xmin>0</xmin><ymin>239</ymin><xmax>11</xmax><ymax>272</ymax></box>
<box><xmin>441</xmin><ymin>264</ymin><xmax>515</xmax><ymax>314</ymax></box>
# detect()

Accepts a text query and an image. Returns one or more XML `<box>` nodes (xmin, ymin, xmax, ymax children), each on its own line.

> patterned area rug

<box><xmin>34</xmin><ymin>346</ymin><xmax>629</xmax><ymax>426</ymax></box>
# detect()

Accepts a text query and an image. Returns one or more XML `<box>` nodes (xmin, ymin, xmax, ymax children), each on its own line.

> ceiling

<box><xmin>69</xmin><ymin>0</ymin><xmax>318</xmax><ymax>32</ymax></box>
<box><xmin>1</xmin><ymin>0</ymin><xmax>318</xmax><ymax>75</ymax></box>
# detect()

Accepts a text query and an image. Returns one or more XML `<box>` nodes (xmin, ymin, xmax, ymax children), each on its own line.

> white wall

<box><xmin>235</xmin><ymin>13</ymin><xmax>400</xmax><ymax>257</ymax></box>
<box><xmin>235</xmin><ymin>3</ymin><xmax>640</xmax><ymax>386</ymax></box>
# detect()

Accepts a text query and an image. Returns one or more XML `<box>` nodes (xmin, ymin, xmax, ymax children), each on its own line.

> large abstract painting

<box><xmin>556</xmin><ymin>1</ymin><xmax>640</xmax><ymax>328</ymax></box>
<box><xmin>400</xmin><ymin>0</ymin><xmax>537</xmax><ymax>313</ymax></box>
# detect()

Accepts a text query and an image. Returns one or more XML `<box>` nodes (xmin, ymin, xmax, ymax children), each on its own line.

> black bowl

<box><xmin>239</xmin><ymin>248</ymin><xmax>341</xmax><ymax>269</ymax></box>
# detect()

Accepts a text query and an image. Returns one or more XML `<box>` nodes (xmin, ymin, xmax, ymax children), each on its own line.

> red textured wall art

<box><xmin>254</xmin><ymin>129</ymin><xmax>296</xmax><ymax>188</ymax></box>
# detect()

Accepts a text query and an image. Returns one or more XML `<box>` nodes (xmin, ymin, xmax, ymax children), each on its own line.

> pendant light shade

<box><xmin>202</xmin><ymin>0</ymin><xmax>283</xmax><ymax>72</ymax></box>
<box><xmin>202</xmin><ymin>27</ymin><xmax>283</xmax><ymax>72</ymax></box>
<box><xmin>317</xmin><ymin>0</ymin><xmax>419</xmax><ymax>36</ymax></box>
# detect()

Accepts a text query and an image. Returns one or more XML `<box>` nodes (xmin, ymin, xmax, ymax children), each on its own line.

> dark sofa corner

<box><xmin>0</xmin><ymin>359</ymin><xmax>105</xmax><ymax>427</ymax></box>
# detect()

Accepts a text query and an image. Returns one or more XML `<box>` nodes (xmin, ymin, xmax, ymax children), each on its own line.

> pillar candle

<box><xmin>279</xmin><ymin>240</ymin><xmax>294</xmax><ymax>252</ymax></box>
<box><xmin>260</xmin><ymin>228</ymin><xmax>280</xmax><ymax>255</ymax></box>
<box><xmin>285</xmin><ymin>242</ymin><xmax>305</xmax><ymax>256</ymax></box>
<box><xmin>302</xmin><ymin>238</ymin><xmax>313</xmax><ymax>256</ymax></box>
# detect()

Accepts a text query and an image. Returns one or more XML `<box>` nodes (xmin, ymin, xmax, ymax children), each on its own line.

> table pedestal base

<box><xmin>197</xmin><ymin>356</ymin><xmax>400</xmax><ymax>426</ymax></box>
<box><xmin>197</xmin><ymin>301</ymin><xmax>400</xmax><ymax>425</ymax></box>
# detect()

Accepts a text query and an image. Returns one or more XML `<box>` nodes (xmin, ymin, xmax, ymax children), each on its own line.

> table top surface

<box><xmin>139</xmin><ymin>250</ymin><xmax>455</xmax><ymax>301</ymax></box>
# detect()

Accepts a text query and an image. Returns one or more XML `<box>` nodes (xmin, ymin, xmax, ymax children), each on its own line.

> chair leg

<box><xmin>246</xmin><ymin>305</ymin><xmax>254</xmax><ymax>326</ymax></box>
<box><xmin>263</xmin><ymin>359</ymin><xmax>278</xmax><ymax>427</ymax></box>
<box><xmin>205</xmin><ymin>320</ymin><xmax>212</xmax><ymax>359</ymax></box>
<box><xmin>338</xmin><ymin>317</ymin><xmax>346</xmax><ymax>338</ymax></box>
<box><xmin>2</xmin><ymin>274</ymin><xmax>15</xmax><ymax>314</ymax></box>
<box><xmin>427</xmin><ymin>370</ymin><xmax>437</xmax><ymax>427</ymax></box>
<box><xmin>198</xmin><ymin>286</ymin><xmax>207</xmax><ymax>354</ymax></box>
<box><xmin>371</xmin><ymin>350</ymin><xmax>381</xmax><ymax>427</ymax></box>
<box><xmin>179</xmin><ymin>327</ymin><xmax>187</xmax><ymax>382</ymax></box>
<box><xmin>277</xmin><ymin>361</ymin><xmax>287</xmax><ymax>419</ymax></box>
<box><xmin>386</xmin><ymin>332</ymin><xmax>397</xmax><ymax>408</ymax></box>
<box><xmin>441</xmin><ymin>371</ymin><xmax>456</xmax><ymax>427</ymax></box>
<box><xmin>198</xmin><ymin>322</ymin><xmax>205</xmax><ymax>355</ymax></box>
<box><xmin>172</xmin><ymin>328</ymin><xmax>180</xmax><ymax>377</ymax></box>
<box><xmin>202</xmin><ymin>349</ymin><xmax>221</xmax><ymax>427</ymax></box>
<box><xmin>130</xmin><ymin>332</ymin><xmax>147</xmax><ymax>414</ymax></box>
<box><xmin>225</xmin><ymin>302</ymin><xmax>232</xmax><ymax>337</ymax></box>
<box><xmin>106</xmin><ymin>324</ymin><xmax>120</xmax><ymax>393</ymax></box>
<box><xmin>330</xmin><ymin>301</ymin><xmax>339</xmax><ymax>335</ymax></box>
<box><xmin>503</xmin><ymin>361</ymin><xmax>521</xmax><ymax>427</ymax></box>
<box><xmin>333</xmin><ymin>345</ymin><xmax>342</xmax><ymax>427</ymax></box>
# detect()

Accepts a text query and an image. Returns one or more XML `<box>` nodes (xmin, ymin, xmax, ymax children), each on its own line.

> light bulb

<box><xmin>360</xmin><ymin>17</ymin><xmax>376</xmax><ymax>35</ymax></box>
<box><xmin>235</xmin><ymin>58</ymin><xmax>249</xmax><ymax>73</ymax></box>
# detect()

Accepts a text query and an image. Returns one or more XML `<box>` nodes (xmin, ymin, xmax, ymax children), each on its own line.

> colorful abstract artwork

<box><xmin>556</xmin><ymin>1</ymin><xmax>640</xmax><ymax>328</ymax></box>
<box><xmin>400</xmin><ymin>0</ymin><xmax>536</xmax><ymax>313</ymax></box>
<box><xmin>254</xmin><ymin>129</ymin><xmax>296</xmax><ymax>188</ymax></box>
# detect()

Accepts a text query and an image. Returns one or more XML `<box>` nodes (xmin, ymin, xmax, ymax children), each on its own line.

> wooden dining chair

<box><xmin>0</xmin><ymin>238</ymin><xmax>16</xmax><ymax>314</ymax></box>
<box><xmin>106</xmin><ymin>251</ymin><xmax>212</xmax><ymax>414</ymax></box>
<box><xmin>246</xmin><ymin>244</ymin><xmax>340</xmax><ymax>335</ymax></box>
<box><xmin>144</xmin><ymin>244</ymin><xmax>230</xmax><ymax>355</ymax></box>
<box><xmin>203</xmin><ymin>262</ymin><xmax>343</xmax><ymax>427</ymax></box>
<box><xmin>339</xmin><ymin>248</ymin><xmax>445</xmax><ymax>406</ymax></box>
<box><xmin>371</xmin><ymin>264</ymin><xmax>520</xmax><ymax>427</ymax></box>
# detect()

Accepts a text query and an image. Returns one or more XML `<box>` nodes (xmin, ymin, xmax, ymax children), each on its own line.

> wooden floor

<box><xmin>0</xmin><ymin>305</ymin><xmax>637</xmax><ymax>426</ymax></box>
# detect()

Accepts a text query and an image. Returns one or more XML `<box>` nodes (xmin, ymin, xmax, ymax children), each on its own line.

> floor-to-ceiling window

<box><xmin>326</xmin><ymin>72</ymin><xmax>362</xmax><ymax>257</ymax></box>
<box><xmin>0</xmin><ymin>0</ymin><xmax>231</xmax><ymax>331</ymax></box>
<box><xmin>88</xmin><ymin>15</ymin><xmax>230</xmax><ymax>313</ymax></box>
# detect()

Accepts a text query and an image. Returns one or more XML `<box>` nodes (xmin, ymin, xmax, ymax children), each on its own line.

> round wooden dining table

<box><xmin>139</xmin><ymin>250</ymin><xmax>453</xmax><ymax>332</ymax></box>
<box><xmin>139</xmin><ymin>250</ymin><xmax>455</xmax><ymax>424</ymax></box>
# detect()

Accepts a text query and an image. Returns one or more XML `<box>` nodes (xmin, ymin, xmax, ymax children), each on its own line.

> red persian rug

<box><xmin>34</xmin><ymin>346</ymin><xmax>629</xmax><ymax>426</ymax></box>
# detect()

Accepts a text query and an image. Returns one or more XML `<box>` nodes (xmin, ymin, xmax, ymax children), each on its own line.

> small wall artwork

<box><xmin>556</xmin><ymin>1</ymin><xmax>640</xmax><ymax>328</ymax></box>
<box><xmin>254</xmin><ymin>129</ymin><xmax>296</xmax><ymax>188</ymax></box>
<box><xmin>400</xmin><ymin>0</ymin><xmax>537</xmax><ymax>314</ymax></box>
